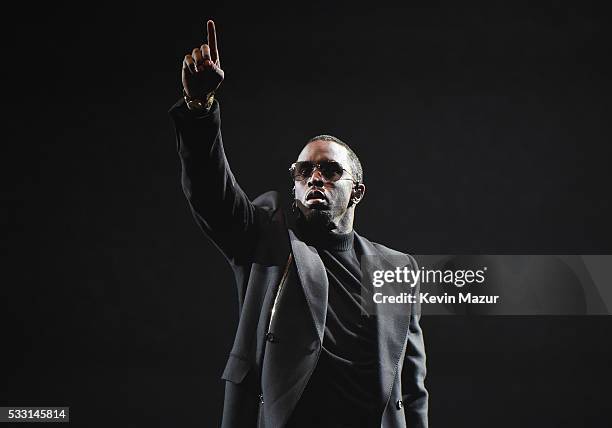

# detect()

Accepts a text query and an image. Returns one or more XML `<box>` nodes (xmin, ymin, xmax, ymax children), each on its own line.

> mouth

<box><xmin>305</xmin><ymin>189</ymin><xmax>328</xmax><ymax>206</ymax></box>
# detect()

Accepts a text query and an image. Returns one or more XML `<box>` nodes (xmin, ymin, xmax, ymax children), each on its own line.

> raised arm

<box><xmin>170</xmin><ymin>20</ymin><xmax>258</xmax><ymax>264</ymax></box>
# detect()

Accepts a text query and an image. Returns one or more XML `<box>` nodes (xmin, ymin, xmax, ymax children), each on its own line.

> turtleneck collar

<box><xmin>295</xmin><ymin>217</ymin><xmax>355</xmax><ymax>251</ymax></box>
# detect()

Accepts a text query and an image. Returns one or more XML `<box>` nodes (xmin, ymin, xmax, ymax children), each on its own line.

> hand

<box><xmin>182</xmin><ymin>20</ymin><xmax>224</xmax><ymax>99</ymax></box>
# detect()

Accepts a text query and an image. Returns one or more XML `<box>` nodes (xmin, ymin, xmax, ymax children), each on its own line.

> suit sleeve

<box><xmin>402</xmin><ymin>255</ymin><xmax>429</xmax><ymax>427</ymax></box>
<box><xmin>169</xmin><ymin>98</ymin><xmax>258</xmax><ymax>264</ymax></box>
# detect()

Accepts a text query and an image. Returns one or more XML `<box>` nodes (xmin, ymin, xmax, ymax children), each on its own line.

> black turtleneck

<box><xmin>287</xmin><ymin>222</ymin><xmax>379</xmax><ymax>427</ymax></box>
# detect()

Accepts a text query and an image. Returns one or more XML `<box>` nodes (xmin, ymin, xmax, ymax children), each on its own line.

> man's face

<box><xmin>293</xmin><ymin>140</ymin><xmax>356</xmax><ymax>228</ymax></box>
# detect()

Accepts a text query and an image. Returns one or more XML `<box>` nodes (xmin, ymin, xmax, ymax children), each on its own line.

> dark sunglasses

<box><xmin>289</xmin><ymin>160</ymin><xmax>357</xmax><ymax>183</ymax></box>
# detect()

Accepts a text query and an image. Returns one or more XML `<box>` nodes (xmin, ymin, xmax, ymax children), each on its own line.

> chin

<box><xmin>301</xmin><ymin>206</ymin><xmax>334</xmax><ymax>229</ymax></box>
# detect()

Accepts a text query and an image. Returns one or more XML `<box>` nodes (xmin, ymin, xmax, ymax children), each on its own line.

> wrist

<box><xmin>183</xmin><ymin>89</ymin><xmax>215</xmax><ymax>112</ymax></box>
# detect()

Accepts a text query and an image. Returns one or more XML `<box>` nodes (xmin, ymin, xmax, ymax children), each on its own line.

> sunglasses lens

<box><xmin>320</xmin><ymin>161</ymin><xmax>344</xmax><ymax>181</ymax></box>
<box><xmin>293</xmin><ymin>162</ymin><xmax>314</xmax><ymax>180</ymax></box>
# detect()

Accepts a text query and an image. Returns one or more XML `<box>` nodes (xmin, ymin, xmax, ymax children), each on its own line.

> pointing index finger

<box><xmin>207</xmin><ymin>20</ymin><xmax>219</xmax><ymax>65</ymax></box>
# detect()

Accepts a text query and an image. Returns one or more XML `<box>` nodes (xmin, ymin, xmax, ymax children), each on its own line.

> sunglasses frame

<box><xmin>289</xmin><ymin>160</ymin><xmax>358</xmax><ymax>184</ymax></box>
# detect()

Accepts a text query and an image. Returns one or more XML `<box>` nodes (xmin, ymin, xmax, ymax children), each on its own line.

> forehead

<box><xmin>297</xmin><ymin>140</ymin><xmax>350</xmax><ymax>164</ymax></box>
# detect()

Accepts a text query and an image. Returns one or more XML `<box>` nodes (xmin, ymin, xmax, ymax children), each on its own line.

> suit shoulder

<box><xmin>370</xmin><ymin>241</ymin><xmax>418</xmax><ymax>269</ymax></box>
<box><xmin>252</xmin><ymin>190</ymin><xmax>280</xmax><ymax>212</ymax></box>
<box><xmin>371</xmin><ymin>241</ymin><xmax>405</xmax><ymax>257</ymax></box>
<box><xmin>252</xmin><ymin>191</ymin><xmax>287</xmax><ymax>225</ymax></box>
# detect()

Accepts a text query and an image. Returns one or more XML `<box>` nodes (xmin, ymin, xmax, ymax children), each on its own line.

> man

<box><xmin>169</xmin><ymin>20</ymin><xmax>428</xmax><ymax>428</ymax></box>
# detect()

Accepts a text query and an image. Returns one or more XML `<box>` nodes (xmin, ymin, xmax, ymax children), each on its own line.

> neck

<box><xmin>333</xmin><ymin>212</ymin><xmax>354</xmax><ymax>234</ymax></box>
<box><xmin>295</xmin><ymin>216</ymin><xmax>355</xmax><ymax>251</ymax></box>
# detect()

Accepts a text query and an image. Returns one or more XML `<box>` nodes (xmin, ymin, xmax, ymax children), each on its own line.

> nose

<box><xmin>307</xmin><ymin>168</ymin><xmax>325</xmax><ymax>188</ymax></box>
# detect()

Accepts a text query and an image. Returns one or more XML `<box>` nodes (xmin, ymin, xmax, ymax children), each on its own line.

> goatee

<box><xmin>296</xmin><ymin>205</ymin><xmax>336</xmax><ymax>232</ymax></box>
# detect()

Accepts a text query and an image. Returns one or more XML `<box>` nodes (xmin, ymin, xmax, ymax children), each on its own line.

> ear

<box><xmin>351</xmin><ymin>183</ymin><xmax>366</xmax><ymax>205</ymax></box>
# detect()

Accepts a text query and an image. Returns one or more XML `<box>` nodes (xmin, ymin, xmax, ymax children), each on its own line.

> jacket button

<box><xmin>265</xmin><ymin>332</ymin><xmax>277</xmax><ymax>343</ymax></box>
<box><xmin>259</xmin><ymin>393</ymin><xmax>264</xmax><ymax>404</ymax></box>
<box><xmin>396</xmin><ymin>400</ymin><xmax>403</xmax><ymax>410</ymax></box>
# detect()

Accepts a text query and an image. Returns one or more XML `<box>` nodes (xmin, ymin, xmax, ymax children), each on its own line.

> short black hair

<box><xmin>305</xmin><ymin>134</ymin><xmax>363</xmax><ymax>183</ymax></box>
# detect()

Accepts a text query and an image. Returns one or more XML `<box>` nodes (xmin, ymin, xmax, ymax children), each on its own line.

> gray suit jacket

<box><xmin>170</xmin><ymin>98</ymin><xmax>428</xmax><ymax>428</ymax></box>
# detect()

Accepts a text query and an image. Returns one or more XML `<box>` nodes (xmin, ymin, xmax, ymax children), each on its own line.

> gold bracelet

<box><xmin>183</xmin><ymin>90</ymin><xmax>215</xmax><ymax>112</ymax></box>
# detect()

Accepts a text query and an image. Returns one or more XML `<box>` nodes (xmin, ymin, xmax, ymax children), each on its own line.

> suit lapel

<box><xmin>259</xmin><ymin>225</ymin><xmax>329</xmax><ymax>427</ymax></box>
<box><xmin>287</xmin><ymin>228</ymin><xmax>329</xmax><ymax>343</ymax></box>
<box><xmin>354</xmin><ymin>232</ymin><xmax>414</xmax><ymax>411</ymax></box>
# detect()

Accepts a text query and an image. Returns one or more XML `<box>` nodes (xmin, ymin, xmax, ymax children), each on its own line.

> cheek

<box><xmin>294</xmin><ymin>183</ymin><xmax>307</xmax><ymax>199</ymax></box>
<box><xmin>331</xmin><ymin>186</ymin><xmax>352</xmax><ymax>203</ymax></box>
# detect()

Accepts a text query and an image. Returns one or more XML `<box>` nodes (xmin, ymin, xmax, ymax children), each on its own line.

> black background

<box><xmin>5</xmin><ymin>2</ymin><xmax>612</xmax><ymax>427</ymax></box>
